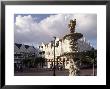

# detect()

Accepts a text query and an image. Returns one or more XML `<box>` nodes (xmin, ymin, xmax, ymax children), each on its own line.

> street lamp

<box><xmin>53</xmin><ymin>36</ymin><xmax>56</xmax><ymax>76</ymax></box>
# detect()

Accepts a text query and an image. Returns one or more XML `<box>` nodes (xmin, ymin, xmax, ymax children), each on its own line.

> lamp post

<box><xmin>53</xmin><ymin>36</ymin><xmax>56</xmax><ymax>76</ymax></box>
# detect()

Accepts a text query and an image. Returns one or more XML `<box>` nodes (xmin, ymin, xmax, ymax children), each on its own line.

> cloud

<box><xmin>14</xmin><ymin>14</ymin><xmax>97</xmax><ymax>48</ymax></box>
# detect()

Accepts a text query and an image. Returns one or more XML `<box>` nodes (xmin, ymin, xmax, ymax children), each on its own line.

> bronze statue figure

<box><xmin>68</xmin><ymin>19</ymin><xmax>76</xmax><ymax>33</ymax></box>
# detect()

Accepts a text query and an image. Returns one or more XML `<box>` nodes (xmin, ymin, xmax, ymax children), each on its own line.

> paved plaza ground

<box><xmin>14</xmin><ymin>68</ymin><xmax>97</xmax><ymax>76</ymax></box>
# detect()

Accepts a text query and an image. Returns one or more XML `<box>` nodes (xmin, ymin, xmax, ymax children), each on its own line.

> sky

<box><xmin>14</xmin><ymin>14</ymin><xmax>97</xmax><ymax>49</ymax></box>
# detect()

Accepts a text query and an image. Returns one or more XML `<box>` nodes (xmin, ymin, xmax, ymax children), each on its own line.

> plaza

<box><xmin>14</xmin><ymin>18</ymin><xmax>97</xmax><ymax>76</ymax></box>
<box><xmin>15</xmin><ymin>67</ymin><xmax>97</xmax><ymax>76</ymax></box>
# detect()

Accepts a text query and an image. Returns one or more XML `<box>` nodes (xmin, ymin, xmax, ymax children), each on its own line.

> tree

<box><xmin>34</xmin><ymin>57</ymin><xmax>45</xmax><ymax>68</ymax></box>
<box><xmin>78</xmin><ymin>49</ymin><xmax>97</xmax><ymax>68</ymax></box>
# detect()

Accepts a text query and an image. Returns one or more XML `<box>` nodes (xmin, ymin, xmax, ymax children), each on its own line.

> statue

<box><xmin>68</xmin><ymin>19</ymin><xmax>76</xmax><ymax>33</ymax></box>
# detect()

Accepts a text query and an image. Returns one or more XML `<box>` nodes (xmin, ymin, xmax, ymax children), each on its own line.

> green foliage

<box><xmin>35</xmin><ymin>57</ymin><xmax>45</xmax><ymax>63</ymax></box>
<box><xmin>57</xmin><ymin>49</ymin><xmax>97</xmax><ymax>65</ymax></box>
<box><xmin>79</xmin><ymin>49</ymin><xmax>97</xmax><ymax>65</ymax></box>
<box><xmin>21</xmin><ymin>57</ymin><xmax>46</xmax><ymax>68</ymax></box>
<box><xmin>34</xmin><ymin>57</ymin><xmax>45</xmax><ymax>68</ymax></box>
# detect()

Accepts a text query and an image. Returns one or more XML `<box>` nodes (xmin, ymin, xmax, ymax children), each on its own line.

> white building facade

<box><xmin>40</xmin><ymin>37</ymin><xmax>93</xmax><ymax>69</ymax></box>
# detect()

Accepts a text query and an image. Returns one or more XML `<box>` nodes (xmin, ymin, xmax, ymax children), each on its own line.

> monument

<box><xmin>63</xmin><ymin>19</ymin><xmax>83</xmax><ymax>76</ymax></box>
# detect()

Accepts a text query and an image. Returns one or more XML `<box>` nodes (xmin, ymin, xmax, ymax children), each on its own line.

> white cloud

<box><xmin>14</xmin><ymin>14</ymin><xmax>97</xmax><ymax>48</ymax></box>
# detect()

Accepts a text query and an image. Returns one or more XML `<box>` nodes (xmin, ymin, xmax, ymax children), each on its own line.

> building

<box><xmin>14</xmin><ymin>43</ymin><xmax>39</xmax><ymax>69</ymax></box>
<box><xmin>39</xmin><ymin>37</ymin><xmax>93</xmax><ymax>69</ymax></box>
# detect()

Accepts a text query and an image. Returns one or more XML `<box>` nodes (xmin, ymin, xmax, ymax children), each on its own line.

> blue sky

<box><xmin>14</xmin><ymin>14</ymin><xmax>97</xmax><ymax>49</ymax></box>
